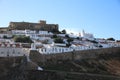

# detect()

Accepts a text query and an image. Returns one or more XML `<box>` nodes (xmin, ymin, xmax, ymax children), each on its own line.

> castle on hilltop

<box><xmin>8</xmin><ymin>20</ymin><xmax>59</xmax><ymax>32</ymax></box>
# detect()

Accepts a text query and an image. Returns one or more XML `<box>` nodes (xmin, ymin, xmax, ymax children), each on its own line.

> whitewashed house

<box><xmin>0</xmin><ymin>43</ymin><xmax>29</xmax><ymax>57</ymax></box>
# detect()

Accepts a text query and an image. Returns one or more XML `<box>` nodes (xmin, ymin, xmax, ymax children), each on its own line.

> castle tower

<box><xmin>39</xmin><ymin>20</ymin><xmax>46</xmax><ymax>24</ymax></box>
<box><xmin>81</xmin><ymin>29</ymin><xmax>85</xmax><ymax>37</ymax></box>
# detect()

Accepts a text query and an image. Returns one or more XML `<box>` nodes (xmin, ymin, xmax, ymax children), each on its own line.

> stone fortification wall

<box><xmin>30</xmin><ymin>47</ymin><xmax>120</xmax><ymax>64</ymax></box>
<box><xmin>30</xmin><ymin>47</ymin><xmax>120</xmax><ymax>63</ymax></box>
<box><xmin>8</xmin><ymin>20</ymin><xmax>59</xmax><ymax>32</ymax></box>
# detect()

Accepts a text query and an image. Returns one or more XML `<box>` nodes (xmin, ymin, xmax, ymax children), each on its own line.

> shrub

<box><xmin>107</xmin><ymin>37</ymin><xmax>115</xmax><ymax>41</ymax></box>
<box><xmin>52</xmin><ymin>34</ymin><xmax>58</xmax><ymax>38</ymax></box>
<box><xmin>67</xmin><ymin>38</ymin><xmax>73</xmax><ymax>43</ymax></box>
<box><xmin>65</xmin><ymin>34</ymin><xmax>69</xmax><ymax>38</ymax></box>
<box><xmin>61</xmin><ymin>29</ymin><xmax>67</xmax><ymax>34</ymax></box>
<box><xmin>3</xmin><ymin>35</ymin><xmax>7</xmax><ymax>39</ymax></box>
<box><xmin>14</xmin><ymin>36</ymin><xmax>33</xmax><ymax>43</ymax></box>
<box><xmin>54</xmin><ymin>38</ymin><xmax>64</xmax><ymax>43</ymax></box>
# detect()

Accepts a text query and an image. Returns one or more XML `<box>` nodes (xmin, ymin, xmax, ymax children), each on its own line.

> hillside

<box><xmin>28</xmin><ymin>48</ymin><xmax>120</xmax><ymax>80</ymax></box>
<box><xmin>0</xmin><ymin>48</ymin><xmax>120</xmax><ymax>80</ymax></box>
<box><xmin>42</xmin><ymin>50</ymin><xmax>120</xmax><ymax>76</ymax></box>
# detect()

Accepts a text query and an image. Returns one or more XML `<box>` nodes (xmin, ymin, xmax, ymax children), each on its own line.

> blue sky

<box><xmin>0</xmin><ymin>0</ymin><xmax>120</xmax><ymax>39</ymax></box>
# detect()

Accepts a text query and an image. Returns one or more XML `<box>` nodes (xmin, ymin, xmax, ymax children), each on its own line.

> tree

<box><xmin>76</xmin><ymin>37</ymin><xmax>80</xmax><ymax>40</ymax></box>
<box><xmin>107</xmin><ymin>37</ymin><xmax>115</xmax><ymax>41</ymax></box>
<box><xmin>99</xmin><ymin>45</ymin><xmax>103</xmax><ymax>48</ymax></box>
<box><xmin>66</xmin><ymin>43</ymin><xmax>71</xmax><ymax>47</ymax></box>
<box><xmin>61</xmin><ymin>29</ymin><xmax>67</xmax><ymax>34</ymax></box>
<box><xmin>42</xmin><ymin>40</ymin><xmax>48</xmax><ymax>44</ymax></box>
<box><xmin>65</xmin><ymin>34</ymin><xmax>69</xmax><ymax>38</ymax></box>
<box><xmin>116</xmin><ymin>40</ymin><xmax>120</xmax><ymax>42</ymax></box>
<box><xmin>67</xmin><ymin>38</ymin><xmax>73</xmax><ymax>43</ymax></box>
<box><xmin>14</xmin><ymin>36</ymin><xmax>33</xmax><ymax>43</ymax></box>
<box><xmin>3</xmin><ymin>35</ymin><xmax>7</xmax><ymax>39</ymax></box>
<box><xmin>54</xmin><ymin>38</ymin><xmax>64</xmax><ymax>43</ymax></box>
<box><xmin>52</xmin><ymin>34</ymin><xmax>58</xmax><ymax>38</ymax></box>
<box><xmin>90</xmin><ymin>40</ymin><xmax>98</xmax><ymax>44</ymax></box>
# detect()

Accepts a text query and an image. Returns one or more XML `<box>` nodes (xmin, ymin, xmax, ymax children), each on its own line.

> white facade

<box><xmin>0</xmin><ymin>48</ymin><xmax>24</xmax><ymax>57</ymax></box>
<box><xmin>38</xmin><ymin>37</ymin><xmax>51</xmax><ymax>41</ymax></box>
<box><xmin>25</xmin><ymin>30</ymin><xmax>36</xmax><ymax>34</ymax></box>
<box><xmin>68</xmin><ymin>33</ymin><xmax>78</xmax><ymax>38</ymax></box>
<box><xmin>54</xmin><ymin>43</ymin><xmax>66</xmax><ymax>47</ymax></box>
<box><xmin>57</xmin><ymin>34</ymin><xmax>66</xmax><ymax>37</ymax></box>
<box><xmin>12</xmin><ymin>30</ymin><xmax>53</xmax><ymax>35</ymax></box>
<box><xmin>0</xmin><ymin>43</ymin><xmax>29</xmax><ymax>57</ymax></box>
<box><xmin>80</xmin><ymin>30</ymin><xmax>94</xmax><ymax>39</ymax></box>
<box><xmin>0</xmin><ymin>33</ymin><xmax>12</xmax><ymax>38</ymax></box>
<box><xmin>12</xmin><ymin>30</ymin><xmax>36</xmax><ymax>35</ymax></box>
<box><xmin>27</xmin><ymin>33</ymin><xmax>52</xmax><ymax>41</ymax></box>
<box><xmin>39</xmin><ymin>31</ymin><xmax>53</xmax><ymax>35</ymax></box>
<box><xmin>26</xmin><ymin>34</ymin><xmax>37</xmax><ymax>39</ymax></box>
<box><xmin>70</xmin><ymin>44</ymin><xmax>98</xmax><ymax>51</ymax></box>
<box><xmin>39</xmin><ymin>47</ymin><xmax>73</xmax><ymax>54</ymax></box>
<box><xmin>38</xmin><ymin>44</ymin><xmax>99</xmax><ymax>54</ymax></box>
<box><xmin>11</xmin><ymin>30</ymin><xmax>53</xmax><ymax>41</ymax></box>
<box><xmin>12</xmin><ymin>30</ymin><xmax>25</xmax><ymax>35</ymax></box>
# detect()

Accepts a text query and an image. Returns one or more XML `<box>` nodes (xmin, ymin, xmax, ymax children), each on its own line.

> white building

<box><xmin>25</xmin><ymin>29</ymin><xmax>36</xmax><ymax>34</ymax></box>
<box><xmin>0</xmin><ymin>32</ymin><xmax>12</xmax><ymax>38</ymax></box>
<box><xmin>12</xmin><ymin>30</ymin><xmax>25</xmax><ymax>35</ymax></box>
<box><xmin>0</xmin><ymin>43</ymin><xmax>29</xmax><ymax>57</ymax></box>
<box><xmin>80</xmin><ymin>30</ymin><xmax>94</xmax><ymax>39</ymax></box>
<box><xmin>39</xmin><ymin>46</ymin><xmax>73</xmax><ymax>54</ymax></box>
<box><xmin>57</xmin><ymin>34</ymin><xmax>66</xmax><ymax>37</ymax></box>
<box><xmin>39</xmin><ymin>31</ymin><xmax>53</xmax><ymax>35</ymax></box>
<box><xmin>12</xmin><ymin>30</ymin><xmax>53</xmax><ymax>41</ymax></box>
<box><xmin>68</xmin><ymin>33</ymin><xmax>78</xmax><ymax>38</ymax></box>
<box><xmin>12</xmin><ymin>29</ymin><xmax>36</xmax><ymax>36</ymax></box>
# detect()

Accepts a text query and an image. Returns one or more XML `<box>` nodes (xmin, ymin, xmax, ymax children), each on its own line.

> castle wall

<box><xmin>35</xmin><ymin>47</ymin><xmax>120</xmax><ymax>63</ymax></box>
<box><xmin>8</xmin><ymin>21</ymin><xmax>59</xmax><ymax>32</ymax></box>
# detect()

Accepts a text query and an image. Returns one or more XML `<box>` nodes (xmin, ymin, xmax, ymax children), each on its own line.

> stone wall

<box><xmin>0</xmin><ymin>47</ymin><xmax>118</xmax><ymax>68</ymax></box>
<box><xmin>8</xmin><ymin>20</ymin><xmax>59</xmax><ymax>32</ymax></box>
<box><xmin>30</xmin><ymin>47</ymin><xmax>120</xmax><ymax>63</ymax></box>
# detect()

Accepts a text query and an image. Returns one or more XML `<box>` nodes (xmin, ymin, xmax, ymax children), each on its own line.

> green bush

<box><xmin>65</xmin><ymin>34</ymin><xmax>69</xmax><ymax>38</ymax></box>
<box><xmin>52</xmin><ymin>34</ymin><xmax>58</xmax><ymax>38</ymax></box>
<box><xmin>54</xmin><ymin>38</ymin><xmax>64</xmax><ymax>43</ymax></box>
<box><xmin>14</xmin><ymin>36</ymin><xmax>33</xmax><ymax>43</ymax></box>
<box><xmin>3</xmin><ymin>35</ymin><xmax>7</xmax><ymax>39</ymax></box>
<box><xmin>67</xmin><ymin>38</ymin><xmax>73</xmax><ymax>43</ymax></box>
<box><xmin>61</xmin><ymin>29</ymin><xmax>67</xmax><ymax>34</ymax></box>
<box><xmin>107</xmin><ymin>37</ymin><xmax>115</xmax><ymax>41</ymax></box>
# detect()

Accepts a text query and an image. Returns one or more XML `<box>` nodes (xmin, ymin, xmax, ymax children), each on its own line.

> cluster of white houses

<box><xmin>38</xmin><ymin>45</ymin><xmax>94</xmax><ymax>54</ymax></box>
<box><xmin>0</xmin><ymin>29</ymin><xmax>120</xmax><ymax>57</ymax></box>
<box><xmin>37</xmin><ymin>42</ymin><xmax>120</xmax><ymax>54</ymax></box>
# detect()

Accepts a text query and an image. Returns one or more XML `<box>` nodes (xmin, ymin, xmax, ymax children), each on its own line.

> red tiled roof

<box><xmin>0</xmin><ymin>43</ymin><xmax>22</xmax><ymax>48</ymax></box>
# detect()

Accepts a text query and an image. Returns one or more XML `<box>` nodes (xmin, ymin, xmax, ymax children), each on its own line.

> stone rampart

<box><xmin>2</xmin><ymin>47</ymin><xmax>119</xmax><ymax>67</ymax></box>
<box><xmin>31</xmin><ymin>47</ymin><xmax>120</xmax><ymax>63</ymax></box>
